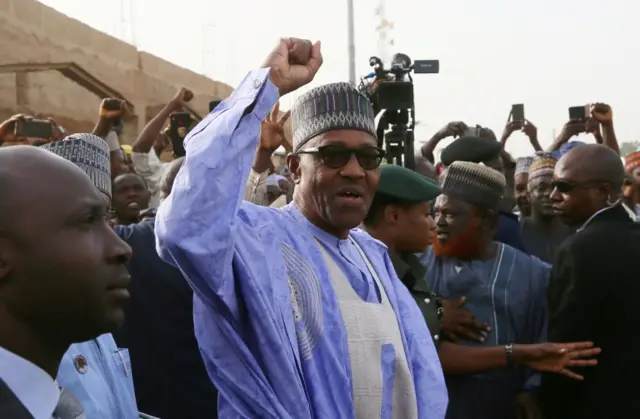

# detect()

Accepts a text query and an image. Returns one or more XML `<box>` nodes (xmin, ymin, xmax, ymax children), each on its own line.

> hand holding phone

<box><xmin>590</xmin><ymin>103</ymin><xmax>612</xmax><ymax>124</ymax></box>
<box><xmin>15</xmin><ymin>118</ymin><xmax>53</xmax><ymax>139</ymax></box>
<box><xmin>100</xmin><ymin>98</ymin><xmax>125</xmax><ymax>121</ymax></box>
<box><xmin>511</xmin><ymin>104</ymin><xmax>525</xmax><ymax>122</ymax></box>
<box><xmin>169</xmin><ymin>112</ymin><xmax>192</xmax><ymax>157</ymax></box>
<box><xmin>568</xmin><ymin>105</ymin><xmax>589</xmax><ymax>122</ymax></box>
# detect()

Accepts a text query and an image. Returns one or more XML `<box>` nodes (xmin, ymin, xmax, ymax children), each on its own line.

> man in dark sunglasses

<box><xmin>540</xmin><ymin>144</ymin><xmax>640</xmax><ymax>419</ymax></box>
<box><xmin>154</xmin><ymin>38</ymin><xmax>447</xmax><ymax>418</ymax></box>
<box><xmin>519</xmin><ymin>154</ymin><xmax>572</xmax><ymax>264</ymax></box>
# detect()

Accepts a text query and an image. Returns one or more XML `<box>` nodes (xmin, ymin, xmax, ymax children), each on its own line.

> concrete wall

<box><xmin>0</xmin><ymin>0</ymin><xmax>235</xmax><ymax>145</ymax></box>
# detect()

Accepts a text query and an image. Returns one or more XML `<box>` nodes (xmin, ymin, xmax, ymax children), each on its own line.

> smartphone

<box><xmin>103</xmin><ymin>98</ymin><xmax>123</xmax><ymax>111</ymax></box>
<box><xmin>568</xmin><ymin>105</ymin><xmax>589</xmax><ymax>121</ymax></box>
<box><xmin>511</xmin><ymin>104</ymin><xmax>525</xmax><ymax>122</ymax></box>
<box><xmin>413</xmin><ymin>60</ymin><xmax>440</xmax><ymax>74</ymax></box>
<box><xmin>15</xmin><ymin>119</ymin><xmax>53</xmax><ymax>139</ymax></box>
<box><xmin>209</xmin><ymin>100</ymin><xmax>222</xmax><ymax>112</ymax></box>
<box><xmin>169</xmin><ymin>112</ymin><xmax>192</xmax><ymax>157</ymax></box>
<box><xmin>460</xmin><ymin>125</ymin><xmax>479</xmax><ymax>137</ymax></box>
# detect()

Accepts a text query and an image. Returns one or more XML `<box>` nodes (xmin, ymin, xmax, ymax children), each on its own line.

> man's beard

<box><xmin>432</xmin><ymin>220</ymin><xmax>485</xmax><ymax>260</ymax></box>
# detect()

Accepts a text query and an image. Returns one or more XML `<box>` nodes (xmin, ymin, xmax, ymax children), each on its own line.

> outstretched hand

<box><xmin>263</xmin><ymin>38</ymin><xmax>323</xmax><ymax>96</ymax></box>
<box><xmin>517</xmin><ymin>341</ymin><xmax>601</xmax><ymax>380</ymax></box>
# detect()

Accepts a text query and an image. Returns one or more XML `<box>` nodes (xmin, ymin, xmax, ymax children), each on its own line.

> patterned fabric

<box><xmin>624</xmin><ymin>151</ymin><xmax>640</xmax><ymax>174</ymax></box>
<box><xmin>291</xmin><ymin>82</ymin><xmax>376</xmax><ymax>151</ymax></box>
<box><xmin>42</xmin><ymin>133</ymin><xmax>111</xmax><ymax>199</ymax></box>
<box><xmin>315</xmin><ymin>237</ymin><xmax>418</xmax><ymax>419</ymax></box>
<box><xmin>441</xmin><ymin>161</ymin><xmax>506</xmax><ymax>210</ymax></box>
<box><xmin>515</xmin><ymin>156</ymin><xmax>534</xmax><ymax>176</ymax></box>
<box><xmin>528</xmin><ymin>154</ymin><xmax>557</xmax><ymax>190</ymax></box>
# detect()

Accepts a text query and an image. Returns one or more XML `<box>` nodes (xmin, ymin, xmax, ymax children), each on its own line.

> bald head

<box><xmin>0</xmin><ymin>146</ymin><xmax>100</xmax><ymax>219</ymax></box>
<box><xmin>558</xmin><ymin>144</ymin><xmax>625</xmax><ymax>192</ymax></box>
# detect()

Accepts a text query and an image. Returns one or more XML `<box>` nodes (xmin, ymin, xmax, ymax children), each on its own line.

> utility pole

<box><xmin>346</xmin><ymin>0</ymin><xmax>356</xmax><ymax>84</ymax></box>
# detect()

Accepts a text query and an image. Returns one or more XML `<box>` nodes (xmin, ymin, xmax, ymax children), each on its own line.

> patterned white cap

<box><xmin>291</xmin><ymin>82</ymin><xmax>376</xmax><ymax>152</ymax></box>
<box><xmin>41</xmin><ymin>133</ymin><xmax>112</xmax><ymax>199</ymax></box>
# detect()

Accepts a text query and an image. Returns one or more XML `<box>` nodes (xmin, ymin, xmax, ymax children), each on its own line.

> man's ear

<box><xmin>286</xmin><ymin>153</ymin><xmax>301</xmax><ymax>184</ymax></box>
<box><xmin>383</xmin><ymin>204</ymin><xmax>400</xmax><ymax>225</ymax></box>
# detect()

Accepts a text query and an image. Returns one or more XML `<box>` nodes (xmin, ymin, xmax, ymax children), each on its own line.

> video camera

<box><xmin>359</xmin><ymin>54</ymin><xmax>439</xmax><ymax>170</ymax></box>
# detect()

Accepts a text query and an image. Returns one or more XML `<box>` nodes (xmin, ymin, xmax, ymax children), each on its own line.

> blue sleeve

<box><xmin>113</xmin><ymin>224</ymin><xmax>136</xmax><ymax>242</ymax></box>
<box><xmin>522</xmin><ymin>259</ymin><xmax>551</xmax><ymax>391</ymax></box>
<box><xmin>495</xmin><ymin>213</ymin><xmax>526</xmax><ymax>252</ymax></box>
<box><xmin>154</xmin><ymin>69</ymin><xmax>279</xmax><ymax>316</ymax></box>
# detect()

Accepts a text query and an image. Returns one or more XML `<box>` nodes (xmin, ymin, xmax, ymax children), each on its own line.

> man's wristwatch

<box><xmin>505</xmin><ymin>343</ymin><xmax>515</xmax><ymax>366</ymax></box>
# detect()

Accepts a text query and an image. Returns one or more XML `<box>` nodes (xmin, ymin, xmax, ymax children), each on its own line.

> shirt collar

<box><xmin>578</xmin><ymin>202</ymin><xmax>636</xmax><ymax>232</ymax></box>
<box><xmin>0</xmin><ymin>345</ymin><xmax>59</xmax><ymax>419</ymax></box>
<box><xmin>284</xmin><ymin>203</ymin><xmax>350</xmax><ymax>247</ymax></box>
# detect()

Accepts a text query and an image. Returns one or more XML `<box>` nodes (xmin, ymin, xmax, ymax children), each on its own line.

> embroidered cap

<box><xmin>528</xmin><ymin>154</ymin><xmax>557</xmax><ymax>190</ymax></box>
<box><xmin>441</xmin><ymin>161</ymin><xmax>506</xmax><ymax>210</ymax></box>
<box><xmin>41</xmin><ymin>133</ymin><xmax>112</xmax><ymax>199</ymax></box>
<box><xmin>291</xmin><ymin>82</ymin><xmax>376</xmax><ymax>152</ymax></box>
<box><xmin>624</xmin><ymin>151</ymin><xmax>640</xmax><ymax>174</ymax></box>
<box><xmin>515</xmin><ymin>156</ymin><xmax>534</xmax><ymax>177</ymax></box>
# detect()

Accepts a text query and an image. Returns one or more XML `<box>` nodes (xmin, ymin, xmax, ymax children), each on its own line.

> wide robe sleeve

<box><xmin>155</xmin><ymin>69</ymin><xmax>278</xmax><ymax>319</ymax></box>
<box><xmin>155</xmin><ymin>70</ymin><xmax>314</xmax><ymax>418</ymax></box>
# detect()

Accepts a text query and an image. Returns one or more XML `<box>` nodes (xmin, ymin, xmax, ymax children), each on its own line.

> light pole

<box><xmin>347</xmin><ymin>0</ymin><xmax>356</xmax><ymax>84</ymax></box>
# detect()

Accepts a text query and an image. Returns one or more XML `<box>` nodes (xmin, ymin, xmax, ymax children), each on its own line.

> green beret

<box><xmin>377</xmin><ymin>164</ymin><xmax>441</xmax><ymax>203</ymax></box>
<box><xmin>440</xmin><ymin>136</ymin><xmax>502</xmax><ymax>166</ymax></box>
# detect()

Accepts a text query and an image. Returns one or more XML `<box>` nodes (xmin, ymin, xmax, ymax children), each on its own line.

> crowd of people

<box><xmin>0</xmin><ymin>36</ymin><xmax>638</xmax><ymax>419</ymax></box>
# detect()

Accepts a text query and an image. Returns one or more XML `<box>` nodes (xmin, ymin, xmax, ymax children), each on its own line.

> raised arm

<box><xmin>155</xmin><ymin>69</ymin><xmax>279</xmax><ymax>306</ymax></box>
<box><xmin>155</xmin><ymin>38</ymin><xmax>322</xmax><ymax>315</ymax></box>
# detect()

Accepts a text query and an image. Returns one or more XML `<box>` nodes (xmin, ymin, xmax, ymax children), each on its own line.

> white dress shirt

<box><xmin>0</xmin><ymin>345</ymin><xmax>60</xmax><ymax>419</ymax></box>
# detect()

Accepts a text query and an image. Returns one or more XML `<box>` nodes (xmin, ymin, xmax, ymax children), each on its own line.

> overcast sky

<box><xmin>39</xmin><ymin>0</ymin><xmax>640</xmax><ymax>157</ymax></box>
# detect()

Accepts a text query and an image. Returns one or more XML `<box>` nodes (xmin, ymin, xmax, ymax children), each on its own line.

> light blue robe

<box><xmin>58</xmin><ymin>333</ymin><xmax>138</xmax><ymax>419</ymax></box>
<box><xmin>420</xmin><ymin>244</ymin><xmax>550</xmax><ymax>419</ymax></box>
<box><xmin>155</xmin><ymin>68</ymin><xmax>448</xmax><ymax>418</ymax></box>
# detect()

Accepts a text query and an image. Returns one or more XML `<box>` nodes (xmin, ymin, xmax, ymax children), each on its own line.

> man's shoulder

<box><xmin>570</xmin><ymin>220</ymin><xmax>640</xmax><ymax>253</ymax></box>
<box><xmin>503</xmin><ymin>243</ymin><xmax>552</xmax><ymax>273</ymax></box>
<box><xmin>351</xmin><ymin>228</ymin><xmax>388</xmax><ymax>251</ymax></box>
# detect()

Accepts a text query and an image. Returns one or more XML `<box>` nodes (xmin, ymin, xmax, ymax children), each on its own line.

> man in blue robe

<box><xmin>419</xmin><ymin>161</ymin><xmax>550</xmax><ymax>419</ymax></box>
<box><xmin>439</xmin><ymin>136</ymin><xmax>526</xmax><ymax>252</ymax></box>
<box><xmin>155</xmin><ymin>38</ymin><xmax>447</xmax><ymax>418</ymax></box>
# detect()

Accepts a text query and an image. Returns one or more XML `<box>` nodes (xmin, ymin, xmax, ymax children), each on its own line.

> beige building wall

<box><xmin>0</xmin><ymin>0</ymin><xmax>236</xmax><ymax>145</ymax></box>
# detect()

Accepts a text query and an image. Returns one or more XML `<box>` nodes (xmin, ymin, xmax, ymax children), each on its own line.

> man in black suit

<box><xmin>538</xmin><ymin>144</ymin><xmax>640</xmax><ymax>419</ymax></box>
<box><xmin>0</xmin><ymin>146</ymin><xmax>131</xmax><ymax>418</ymax></box>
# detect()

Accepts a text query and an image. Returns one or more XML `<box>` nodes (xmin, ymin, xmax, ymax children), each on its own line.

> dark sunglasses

<box><xmin>552</xmin><ymin>179</ymin><xmax>608</xmax><ymax>194</ymax></box>
<box><xmin>296</xmin><ymin>145</ymin><xmax>386</xmax><ymax>170</ymax></box>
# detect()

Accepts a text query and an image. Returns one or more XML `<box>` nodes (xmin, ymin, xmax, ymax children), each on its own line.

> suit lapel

<box><xmin>0</xmin><ymin>378</ymin><xmax>34</xmax><ymax>419</ymax></box>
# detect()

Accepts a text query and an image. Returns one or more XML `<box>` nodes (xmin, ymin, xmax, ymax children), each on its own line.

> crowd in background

<box><xmin>0</xmin><ymin>36</ymin><xmax>638</xmax><ymax>419</ymax></box>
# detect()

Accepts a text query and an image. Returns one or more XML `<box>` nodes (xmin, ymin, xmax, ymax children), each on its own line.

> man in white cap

<box><xmin>155</xmin><ymin>38</ymin><xmax>447</xmax><ymax>418</ymax></box>
<box><xmin>420</xmin><ymin>161</ymin><xmax>551</xmax><ymax>419</ymax></box>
